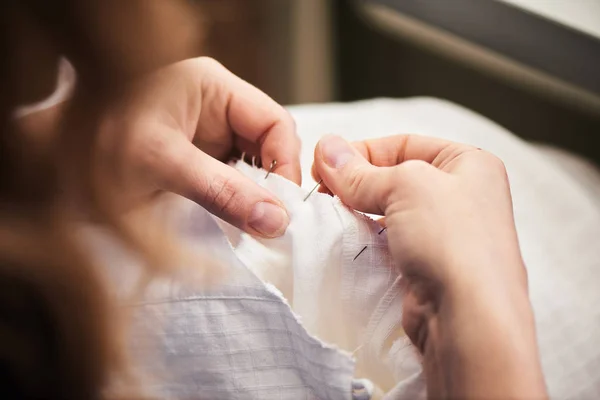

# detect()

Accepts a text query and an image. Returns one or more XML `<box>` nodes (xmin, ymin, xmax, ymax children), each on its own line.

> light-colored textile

<box><xmin>92</xmin><ymin>98</ymin><xmax>600</xmax><ymax>399</ymax></box>
<box><xmin>289</xmin><ymin>98</ymin><xmax>600</xmax><ymax>399</ymax></box>
<box><xmin>92</xmin><ymin>155</ymin><xmax>422</xmax><ymax>399</ymax></box>
<box><xmin>93</xmin><ymin>202</ymin><xmax>358</xmax><ymax>400</ymax></box>
<box><xmin>108</xmin><ymin>154</ymin><xmax>423</xmax><ymax>399</ymax></box>
<box><xmin>226</xmin><ymin>161</ymin><xmax>421</xmax><ymax>396</ymax></box>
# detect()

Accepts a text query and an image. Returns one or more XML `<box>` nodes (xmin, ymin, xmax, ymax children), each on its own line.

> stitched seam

<box><xmin>125</xmin><ymin>295</ymin><xmax>287</xmax><ymax>308</ymax></box>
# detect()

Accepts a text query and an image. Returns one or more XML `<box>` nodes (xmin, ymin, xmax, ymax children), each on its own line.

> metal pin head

<box><xmin>303</xmin><ymin>179</ymin><xmax>323</xmax><ymax>201</ymax></box>
<box><xmin>265</xmin><ymin>160</ymin><xmax>277</xmax><ymax>179</ymax></box>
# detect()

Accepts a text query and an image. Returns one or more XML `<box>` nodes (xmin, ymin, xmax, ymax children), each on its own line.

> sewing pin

<box><xmin>353</xmin><ymin>246</ymin><xmax>367</xmax><ymax>261</ymax></box>
<box><xmin>303</xmin><ymin>179</ymin><xmax>323</xmax><ymax>202</ymax></box>
<box><xmin>265</xmin><ymin>160</ymin><xmax>277</xmax><ymax>179</ymax></box>
<box><xmin>354</xmin><ymin>226</ymin><xmax>387</xmax><ymax>261</ymax></box>
<box><xmin>240</xmin><ymin>152</ymin><xmax>246</xmax><ymax>163</ymax></box>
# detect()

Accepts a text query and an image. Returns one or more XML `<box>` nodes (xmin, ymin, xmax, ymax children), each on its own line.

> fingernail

<box><xmin>248</xmin><ymin>202</ymin><xmax>289</xmax><ymax>237</ymax></box>
<box><xmin>320</xmin><ymin>135</ymin><xmax>354</xmax><ymax>169</ymax></box>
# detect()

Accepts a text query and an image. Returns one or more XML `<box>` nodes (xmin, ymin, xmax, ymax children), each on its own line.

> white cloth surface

<box><xmin>92</xmin><ymin>97</ymin><xmax>600</xmax><ymax>399</ymax></box>
<box><xmin>226</xmin><ymin>161</ymin><xmax>421</xmax><ymax>396</ymax></box>
<box><xmin>93</xmin><ymin>202</ymin><xmax>358</xmax><ymax>399</ymax></box>
<box><xmin>95</xmin><ymin>155</ymin><xmax>422</xmax><ymax>399</ymax></box>
<box><xmin>20</xmin><ymin>58</ymin><xmax>600</xmax><ymax>397</ymax></box>
<box><xmin>288</xmin><ymin>98</ymin><xmax>600</xmax><ymax>399</ymax></box>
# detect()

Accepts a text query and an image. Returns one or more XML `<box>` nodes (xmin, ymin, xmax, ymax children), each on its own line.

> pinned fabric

<box><xmin>94</xmin><ymin>159</ymin><xmax>424</xmax><ymax>399</ymax></box>
<box><xmin>95</xmin><ymin>198</ymin><xmax>359</xmax><ymax>400</ymax></box>
<box><xmin>219</xmin><ymin>161</ymin><xmax>423</xmax><ymax>397</ymax></box>
<box><xmin>92</xmin><ymin>98</ymin><xmax>600</xmax><ymax>399</ymax></box>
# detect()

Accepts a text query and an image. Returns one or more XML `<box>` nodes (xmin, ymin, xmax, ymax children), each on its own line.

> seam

<box><xmin>124</xmin><ymin>295</ymin><xmax>286</xmax><ymax>308</ymax></box>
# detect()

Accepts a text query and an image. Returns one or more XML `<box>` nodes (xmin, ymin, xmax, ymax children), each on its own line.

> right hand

<box><xmin>312</xmin><ymin>134</ymin><xmax>526</xmax><ymax>299</ymax></box>
<box><xmin>312</xmin><ymin>134</ymin><xmax>547</xmax><ymax>399</ymax></box>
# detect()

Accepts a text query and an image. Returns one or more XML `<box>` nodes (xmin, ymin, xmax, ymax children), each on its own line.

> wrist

<box><xmin>421</xmin><ymin>273</ymin><xmax>547</xmax><ymax>398</ymax></box>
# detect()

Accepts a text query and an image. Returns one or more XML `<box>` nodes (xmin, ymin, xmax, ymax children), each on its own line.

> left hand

<box><xmin>99</xmin><ymin>57</ymin><xmax>301</xmax><ymax>238</ymax></box>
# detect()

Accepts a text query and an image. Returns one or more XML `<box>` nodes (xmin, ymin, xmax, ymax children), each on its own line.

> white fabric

<box><xmin>90</xmin><ymin>97</ymin><xmax>600</xmax><ymax>399</ymax></box>
<box><xmin>22</xmin><ymin>57</ymin><xmax>600</xmax><ymax>396</ymax></box>
<box><xmin>91</xmin><ymin>202</ymin><xmax>358</xmax><ymax>399</ymax></box>
<box><xmin>288</xmin><ymin>98</ymin><xmax>600</xmax><ymax>399</ymax></box>
<box><xmin>534</xmin><ymin>143</ymin><xmax>600</xmax><ymax>210</ymax></box>
<box><xmin>225</xmin><ymin>161</ymin><xmax>422</xmax><ymax>396</ymax></box>
<box><xmin>91</xmin><ymin>156</ymin><xmax>420</xmax><ymax>399</ymax></box>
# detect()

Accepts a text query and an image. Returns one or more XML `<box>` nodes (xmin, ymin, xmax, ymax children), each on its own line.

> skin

<box><xmin>18</xmin><ymin>58</ymin><xmax>301</xmax><ymax>238</ymax></box>
<box><xmin>12</xmin><ymin>1</ymin><xmax>547</xmax><ymax>396</ymax></box>
<box><xmin>312</xmin><ymin>134</ymin><xmax>548</xmax><ymax>399</ymax></box>
<box><xmin>96</xmin><ymin>57</ymin><xmax>301</xmax><ymax>237</ymax></box>
<box><xmin>12</xmin><ymin>0</ymin><xmax>299</xmax><ymax>239</ymax></box>
<box><xmin>19</xmin><ymin>64</ymin><xmax>547</xmax><ymax>399</ymax></box>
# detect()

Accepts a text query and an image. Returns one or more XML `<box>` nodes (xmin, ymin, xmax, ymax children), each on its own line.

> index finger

<box><xmin>205</xmin><ymin>61</ymin><xmax>302</xmax><ymax>184</ymax></box>
<box><xmin>311</xmin><ymin>134</ymin><xmax>476</xmax><ymax>181</ymax></box>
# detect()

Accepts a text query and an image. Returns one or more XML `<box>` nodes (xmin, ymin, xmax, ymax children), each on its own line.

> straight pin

<box><xmin>303</xmin><ymin>179</ymin><xmax>323</xmax><ymax>202</ymax></box>
<box><xmin>265</xmin><ymin>160</ymin><xmax>277</xmax><ymax>179</ymax></box>
<box><xmin>354</xmin><ymin>226</ymin><xmax>387</xmax><ymax>261</ymax></box>
<box><xmin>353</xmin><ymin>246</ymin><xmax>367</xmax><ymax>261</ymax></box>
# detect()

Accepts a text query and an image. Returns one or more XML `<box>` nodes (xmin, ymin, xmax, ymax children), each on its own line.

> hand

<box><xmin>99</xmin><ymin>57</ymin><xmax>301</xmax><ymax>238</ymax></box>
<box><xmin>312</xmin><ymin>134</ymin><xmax>547</xmax><ymax>399</ymax></box>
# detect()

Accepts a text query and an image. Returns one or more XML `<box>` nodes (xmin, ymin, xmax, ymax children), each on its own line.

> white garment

<box><xmin>92</xmin><ymin>158</ymin><xmax>421</xmax><ymax>399</ymax></box>
<box><xmin>289</xmin><ymin>98</ymin><xmax>600</xmax><ymax>399</ymax></box>
<box><xmin>224</xmin><ymin>161</ymin><xmax>422</xmax><ymax>396</ymax></box>
<box><xmin>92</xmin><ymin>98</ymin><xmax>600</xmax><ymax>399</ymax></box>
<box><xmin>20</xmin><ymin>57</ymin><xmax>600</xmax><ymax>396</ymax></box>
<box><xmin>93</xmin><ymin>200</ymin><xmax>359</xmax><ymax>400</ymax></box>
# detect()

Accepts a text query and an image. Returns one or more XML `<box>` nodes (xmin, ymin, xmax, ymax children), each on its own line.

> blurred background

<box><xmin>197</xmin><ymin>0</ymin><xmax>600</xmax><ymax>164</ymax></box>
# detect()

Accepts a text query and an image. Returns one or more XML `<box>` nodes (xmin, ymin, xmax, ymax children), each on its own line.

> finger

<box><xmin>156</xmin><ymin>132</ymin><xmax>290</xmax><ymax>238</ymax></box>
<box><xmin>233</xmin><ymin>136</ymin><xmax>261</xmax><ymax>159</ymax></box>
<box><xmin>351</xmin><ymin>134</ymin><xmax>476</xmax><ymax>168</ymax></box>
<box><xmin>317</xmin><ymin>185</ymin><xmax>333</xmax><ymax>196</ymax></box>
<box><xmin>311</xmin><ymin>134</ymin><xmax>464</xmax><ymax>188</ymax></box>
<box><xmin>311</xmin><ymin>162</ymin><xmax>320</xmax><ymax>183</ymax></box>
<box><xmin>312</xmin><ymin>169</ymin><xmax>332</xmax><ymax>196</ymax></box>
<box><xmin>311</xmin><ymin>134</ymin><xmax>478</xmax><ymax>201</ymax></box>
<box><xmin>313</xmin><ymin>134</ymin><xmax>400</xmax><ymax>215</ymax></box>
<box><xmin>196</xmin><ymin>59</ymin><xmax>302</xmax><ymax>184</ymax></box>
<box><xmin>351</xmin><ymin>135</ymin><xmax>496</xmax><ymax>181</ymax></box>
<box><xmin>229</xmin><ymin>88</ymin><xmax>301</xmax><ymax>184</ymax></box>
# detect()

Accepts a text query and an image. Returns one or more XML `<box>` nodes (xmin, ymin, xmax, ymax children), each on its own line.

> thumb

<box><xmin>313</xmin><ymin>135</ymin><xmax>397</xmax><ymax>215</ymax></box>
<box><xmin>157</xmin><ymin>135</ymin><xmax>289</xmax><ymax>238</ymax></box>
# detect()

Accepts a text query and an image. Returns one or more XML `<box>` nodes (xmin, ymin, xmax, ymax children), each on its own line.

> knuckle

<box><xmin>388</xmin><ymin>160</ymin><xmax>432</xmax><ymax>201</ymax></box>
<box><xmin>202</xmin><ymin>176</ymin><xmax>243</xmax><ymax>218</ymax></box>
<box><xmin>482</xmin><ymin>151</ymin><xmax>506</xmax><ymax>170</ymax></box>
<box><xmin>195</xmin><ymin>56</ymin><xmax>225</xmax><ymax>71</ymax></box>
<box><xmin>475</xmin><ymin>150</ymin><xmax>508</xmax><ymax>177</ymax></box>
<box><xmin>275</xmin><ymin>109</ymin><xmax>300</xmax><ymax>145</ymax></box>
<box><xmin>283</xmin><ymin>110</ymin><xmax>297</xmax><ymax>133</ymax></box>
<box><xmin>345</xmin><ymin>165</ymin><xmax>368</xmax><ymax>198</ymax></box>
<box><xmin>397</xmin><ymin>159</ymin><xmax>432</xmax><ymax>177</ymax></box>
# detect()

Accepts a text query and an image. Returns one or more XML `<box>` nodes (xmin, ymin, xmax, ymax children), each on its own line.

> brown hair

<box><xmin>0</xmin><ymin>1</ymin><xmax>202</xmax><ymax>398</ymax></box>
